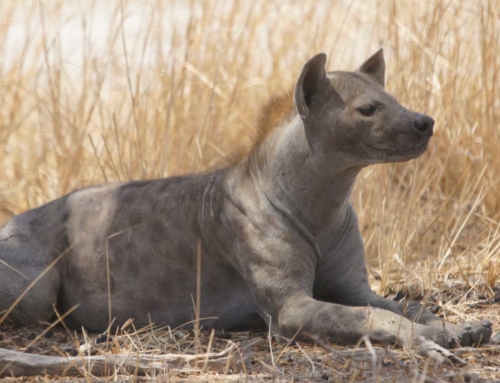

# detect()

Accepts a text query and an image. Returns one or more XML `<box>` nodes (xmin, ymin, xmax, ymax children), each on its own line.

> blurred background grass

<box><xmin>0</xmin><ymin>0</ymin><xmax>499</xmax><ymax>296</ymax></box>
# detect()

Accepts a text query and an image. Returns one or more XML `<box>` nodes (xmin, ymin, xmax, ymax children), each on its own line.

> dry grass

<box><xmin>1</xmin><ymin>291</ymin><xmax>500</xmax><ymax>383</ymax></box>
<box><xmin>1</xmin><ymin>0</ymin><xmax>500</xmax><ymax>381</ymax></box>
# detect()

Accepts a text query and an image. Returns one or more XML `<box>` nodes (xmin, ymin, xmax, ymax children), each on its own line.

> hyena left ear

<box><xmin>357</xmin><ymin>48</ymin><xmax>385</xmax><ymax>88</ymax></box>
<box><xmin>294</xmin><ymin>53</ymin><xmax>328</xmax><ymax>120</ymax></box>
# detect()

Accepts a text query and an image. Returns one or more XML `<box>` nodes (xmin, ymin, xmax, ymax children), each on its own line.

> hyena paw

<box><xmin>453</xmin><ymin>320</ymin><xmax>493</xmax><ymax>347</ymax></box>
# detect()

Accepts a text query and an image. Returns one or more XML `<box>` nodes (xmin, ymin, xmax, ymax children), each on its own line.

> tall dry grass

<box><xmin>0</xmin><ymin>0</ymin><xmax>499</xmax><ymax>299</ymax></box>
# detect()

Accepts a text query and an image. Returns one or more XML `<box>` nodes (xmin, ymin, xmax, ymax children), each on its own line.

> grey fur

<box><xmin>0</xmin><ymin>50</ymin><xmax>493</xmax><ymax>349</ymax></box>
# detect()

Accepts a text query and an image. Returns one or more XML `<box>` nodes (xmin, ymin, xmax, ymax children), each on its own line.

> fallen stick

<box><xmin>0</xmin><ymin>345</ymin><xmax>239</xmax><ymax>377</ymax></box>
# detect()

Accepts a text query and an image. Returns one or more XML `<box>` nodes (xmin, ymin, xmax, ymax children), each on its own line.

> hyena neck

<box><xmin>245</xmin><ymin>115</ymin><xmax>361</xmax><ymax>246</ymax></box>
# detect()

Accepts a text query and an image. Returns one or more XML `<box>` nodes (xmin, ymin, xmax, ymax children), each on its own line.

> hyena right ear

<box><xmin>357</xmin><ymin>48</ymin><xmax>385</xmax><ymax>87</ymax></box>
<box><xmin>294</xmin><ymin>53</ymin><xmax>328</xmax><ymax>119</ymax></box>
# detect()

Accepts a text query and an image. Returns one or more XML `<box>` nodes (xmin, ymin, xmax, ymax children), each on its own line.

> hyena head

<box><xmin>294</xmin><ymin>49</ymin><xmax>434</xmax><ymax>168</ymax></box>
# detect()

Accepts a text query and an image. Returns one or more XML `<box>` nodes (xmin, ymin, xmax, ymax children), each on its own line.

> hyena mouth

<box><xmin>369</xmin><ymin>143</ymin><xmax>428</xmax><ymax>156</ymax></box>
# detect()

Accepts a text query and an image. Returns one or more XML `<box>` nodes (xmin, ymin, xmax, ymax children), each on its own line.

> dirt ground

<box><xmin>1</xmin><ymin>284</ymin><xmax>499</xmax><ymax>382</ymax></box>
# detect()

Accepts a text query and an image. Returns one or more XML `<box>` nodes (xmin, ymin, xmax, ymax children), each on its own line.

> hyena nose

<box><xmin>412</xmin><ymin>114</ymin><xmax>434</xmax><ymax>135</ymax></box>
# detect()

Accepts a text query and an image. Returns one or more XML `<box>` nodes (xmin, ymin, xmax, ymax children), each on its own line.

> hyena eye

<box><xmin>357</xmin><ymin>104</ymin><xmax>377</xmax><ymax>117</ymax></box>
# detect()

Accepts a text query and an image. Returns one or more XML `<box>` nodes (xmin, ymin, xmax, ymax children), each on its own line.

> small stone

<box><xmin>44</xmin><ymin>330</ymin><xmax>54</xmax><ymax>339</ymax></box>
<box><xmin>489</xmin><ymin>331</ymin><xmax>500</xmax><ymax>344</ymax></box>
<box><xmin>95</xmin><ymin>334</ymin><xmax>112</xmax><ymax>344</ymax></box>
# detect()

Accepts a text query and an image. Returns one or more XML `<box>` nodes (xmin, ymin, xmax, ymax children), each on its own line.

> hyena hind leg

<box><xmin>0</xmin><ymin>245</ymin><xmax>61</xmax><ymax>327</ymax></box>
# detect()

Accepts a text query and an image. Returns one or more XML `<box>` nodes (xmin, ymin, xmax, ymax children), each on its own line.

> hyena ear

<box><xmin>295</xmin><ymin>53</ymin><xmax>328</xmax><ymax>119</ymax></box>
<box><xmin>357</xmin><ymin>48</ymin><xmax>385</xmax><ymax>87</ymax></box>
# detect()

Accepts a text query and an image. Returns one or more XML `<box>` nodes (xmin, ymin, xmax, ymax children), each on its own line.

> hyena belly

<box><xmin>0</xmin><ymin>172</ymin><xmax>262</xmax><ymax>332</ymax></box>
